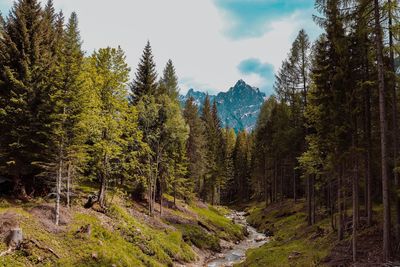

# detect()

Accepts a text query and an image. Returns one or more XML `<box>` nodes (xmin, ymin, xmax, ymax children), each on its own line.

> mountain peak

<box><xmin>226</xmin><ymin>80</ymin><xmax>262</xmax><ymax>97</ymax></box>
<box><xmin>235</xmin><ymin>79</ymin><xmax>246</xmax><ymax>87</ymax></box>
<box><xmin>180</xmin><ymin>80</ymin><xmax>266</xmax><ymax>131</ymax></box>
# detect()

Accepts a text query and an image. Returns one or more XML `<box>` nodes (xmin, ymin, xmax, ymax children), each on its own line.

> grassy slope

<box><xmin>236</xmin><ymin>200</ymin><xmax>336</xmax><ymax>267</ymax></box>
<box><xmin>237</xmin><ymin>199</ymin><xmax>400</xmax><ymax>266</ymax></box>
<box><xmin>0</xmin><ymin>193</ymin><xmax>243</xmax><ymax>267</ymax></box>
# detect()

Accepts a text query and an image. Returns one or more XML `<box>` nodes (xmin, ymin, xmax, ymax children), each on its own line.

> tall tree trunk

<box><xmin>174</xmin><ymin>182</ymin><xmax>177</xmax><ymax>207</ymax></box>
<box><xmin>153</xmin><ymin>177</ymin><xmax>157</xmax><ymax>214</ymax></box>
<box><xmin>98</xmin><ymin>154</ymin><xmax>108</xmax><ymax>208</ymax></box>
<box><xmin>388</xmin><ymin>0</ymin><xmax>400</xmax><ymax>242</ymax></box>
<box><xmin>98</xmin><ymin>173</ymin><xmax>106</xmax><ymax>208</ymax></box>
<box><xmin>160</xmin><ymin>176</ymin><xmax>163</xmax><ymax>216</ymax></box>
<box><xmin>265</xmin><ymin>157</ymin><xmax>269</xmax><ymax>207</ymax></box>
<box><xmin>364</xmin><ymin>84</ymin><xmax>373</xmax><ymax>226</ymax></box>
<box><xmin>307</xmin><ymin>175</ymin><xmax>312</xmax><ymax>226</ymax></box>
<box><xmin>293</xmin><ymin>167</ymin><xmax>297</xmax><ymax>203</ymax></box>
<box><xmin>352</xmin><ymin>171</ymin><xmax>357</xmax><ymax>262</ymax></box>
<box><xmin>330</xmin><ymin>181</ymin><xmax>336</xmax><ymax>230</ymax></box>
<box><xmin>148</xmin><ymin>176</ymin><xmax>152</xmax><ymax>215</ymax></box>
<box><xmin>374</xmin><ymin>0</ymin><xmax>391</xmax><ymax>260</ymax></box>
<box><xmin>338</xmin><ymin>164</ymin><xmax>344</xmax><ymax>241</ymax></box>
<box><xmin>66</xmin><ymin>162</ymin><xmax>71</xmax><ymax>208</ymax></box>
<box><xmin>13</xmin><ymin>174</ymin><xmax>28</xmax><ymax>201</ymax></box>
<box><xmin>55</xmin><ymin>161</ymin><xmax>62</xmax><ymax>226</ymax></box>
<box><xmin>280</xmin><ymin>165</ymin><xmax>284</xmax><ymax>201</ymax></box>
<box><xmin>274</xmin><ymin>160</ymin><xmax>278</xmax><ymax>202</ymax></box>
<box><xmin>353</xmin><ymin>138</ymin><xmax>359</xmax><ymax>262</ymax></box>
<box><xmin>312</xmin><ymin>175</ymin><xmax>316</xmax><ymax>225</ymax></box>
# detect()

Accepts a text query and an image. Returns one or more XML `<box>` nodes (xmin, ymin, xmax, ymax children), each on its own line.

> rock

<box><xmin>288</xmin><ymin>251</ymin><xmax>301</xmax><ymax>260</ymax></box>
<box><xmin>255</xmin><ymin>235</ymin><xmax>267</xmax><ymax>242</ymax></box>
<box><xmin>217</xmin><ymin>253</ymin><xmax>225</xmax><ymax>258</ymax></box>
<box><xmin>220</xmin><ymin>239</ymin><xmax>234</xmax><ymax>250</ymax></box>
<box><xmin>91</xmin><ymin>252</ymin><xmax>98</xmax><ymax>260</ymax></box>
<box><xmin>243</xmin><ymin>227</ymin><xmax>249</xmax><ymax>237</ymax></box>
<box><xmin>264</xmin><ymin>229</ymin><xmax>274</xmax><ymax>237</ymax></box>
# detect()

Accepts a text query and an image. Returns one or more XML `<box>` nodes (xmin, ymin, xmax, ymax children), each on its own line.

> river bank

<box><xmin>206</xmin><ymin>211</ymin><xmax>268</xmax><ymax>267</ymax></box>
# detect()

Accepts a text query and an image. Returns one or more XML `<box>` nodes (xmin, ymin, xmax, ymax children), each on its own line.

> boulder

<box><xmin>264</xmin><ymin>229</ymin><xmax>274</xmax><ymax>237</ymax></box>
<box><xmin>255</xmin><ymin>235</ymin><xmax>267</xmax><ymax>242</ymax></box>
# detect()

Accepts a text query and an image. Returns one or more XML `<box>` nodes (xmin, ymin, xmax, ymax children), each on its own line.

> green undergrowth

<box><xmin>175</xmin><ymin>223</ymin><xmax>221</xmax><ymax>251</ymax></box>
<box><xmin>191</xmin><ymin>205</ymin><xmax>245</xmax><ymax>242</ymax></box>
<box><xmin>0</xmin><ymin>193</ymin><xmax>243</xmax><ymax>266</ymax></box>
<box><xmin>237</xmin><ymin>200</ymin><xmax>335</xmax><ymax>267</ymax></box>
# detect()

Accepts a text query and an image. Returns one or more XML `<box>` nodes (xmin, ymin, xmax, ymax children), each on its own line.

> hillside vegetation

<box><xmin>0</xmin><ymin>190</ymin><xmax>244</xmax><ymax>267</ymax></box>
<box><xmin>237</xmin><ymin>199</ymin><xmax>395</xmax><ymax>266</ymax></box>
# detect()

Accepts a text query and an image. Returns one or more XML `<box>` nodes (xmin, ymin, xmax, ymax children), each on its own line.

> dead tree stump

<box><xmin>7</xmin><ymin>227</ymin><xmax>23</xmax><ymax>248</ymax></box>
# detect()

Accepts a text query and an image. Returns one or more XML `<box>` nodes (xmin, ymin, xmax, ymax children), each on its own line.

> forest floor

<box><xmin>236</xmin><ymin>199</ymin><xmax>400</xmax><ymax>267</ymax></box>
<box><xmin>0</xmin><ymin>186</ymin><xmax>245</xmax><ymax>267</ymax></box>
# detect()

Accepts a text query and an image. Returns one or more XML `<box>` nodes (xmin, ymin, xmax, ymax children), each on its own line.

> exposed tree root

<box><xmin>23</xmin><ymin>238</ymin><xmax>61</xmax><ymax>259</ymax></box>
<box><xmin>0</xmin><ymin>247</ymin><xmax>13</xmax><ymax>257</ymax></box>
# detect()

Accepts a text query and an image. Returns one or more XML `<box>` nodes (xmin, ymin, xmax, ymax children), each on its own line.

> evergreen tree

<box><xmin>86</xmin><ymin>47</ymin><xmax>131</xmax><ymax>208</ymax></box>
<box><xmin>159</xmin><ymin>59</ymin><xmax>179</xmax><ymax>99</ymax></box>
<box><xmin>222</xmin><ymin>127</ymin><xmax>236</xmax><ymax>203</ymax></box>
<box><xmin>0</xmin><ymin>0</ymin><xmax>54</xmax><ymax>198</ymax></box>
<box><xmin>130</xmin><ymin>41</ymin><xmax>158</xmax><ymax>104</ymax></box>
<box><xmin>233</xmin><ymin>131</ymin><xmax>251</xmax><ymax>201</ymax></box>
<box><xmin>373</xmin><ymin>0</ymin><xmax>391</xmax><ymax>260</ymax></box>
<box><xmin>184</xmin><ymin>96</ymin><xmax>207</xmax><ymax>195</ymax></box>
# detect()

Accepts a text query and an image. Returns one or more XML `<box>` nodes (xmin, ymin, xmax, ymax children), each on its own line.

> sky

<box><xmin>0</xmin><ymin>0</ymin><xmax>321</xmax><ymax>95</ymax></box>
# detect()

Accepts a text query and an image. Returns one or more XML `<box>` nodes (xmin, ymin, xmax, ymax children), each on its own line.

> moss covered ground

<box><xmin>0</xmin><ymin>192</ymin><xmax>243</xmax><ymax>267</ymax></box>
<box><xmin>236</xmin><ymin>200</ymin><xmax>335</xmax><ymax>267</ymax></box>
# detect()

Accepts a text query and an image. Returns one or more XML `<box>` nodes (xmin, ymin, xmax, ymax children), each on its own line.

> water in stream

<box><xmin>206</xmin><ymin>211</ymin><xmax>268</xmax><ymax>267</ymax></box>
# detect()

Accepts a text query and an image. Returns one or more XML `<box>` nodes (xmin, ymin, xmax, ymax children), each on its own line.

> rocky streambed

<box><xmin>206</xmin><ymin>211</ymin><xmax>268</xmax><ymax>267</ymax></box>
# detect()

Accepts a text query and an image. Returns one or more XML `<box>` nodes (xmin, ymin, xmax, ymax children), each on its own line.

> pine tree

<box><xmin>136</xmin><ymin>95</ymin><xmax>161</xmax><ymax>215</ymax></box>
<box><xmin>159</xmin><ymin>59</ymin><xmax>179</xmax><ymax>99</ymax></box>
<box><xmin>86</xmin><ymin>47</ymin><xmax>131</xmax><ymax>208</ymax></box>
<box><xmin>201</xmin><ymin>95</ymin><xmax>215</xmax><ymax>202</ymax></box>
<box><xmin>222</xmin><ymin>127</ymin><xmax>235</xmax><ymax>203</ymax></box>
<box><xmin>0</xmin><ymin>0</ymin><xmax>53</xmax><ymax>198</ymax></box>
<box><xmin>160</xmin><ymin>95</ymin><xmax>189</xmax><ymax>207</ymax></box>
<box><xmin>130</xmin><ymin>41</ymin><xmax>158</xmax><ymax>104</ymax></box>
<box><xmin>61</xmin><ymin>12</ymin><xmax>85</xmax><ymax>208</ymax></box>
<box><xmin>374</xmin><ymin>0</ymin><xmax>391</xmax><ymax>260</ymax></box>
<box><xmin>184</xmin><ymin>96</ymin><xmax>207</xmax><ymax>195</ymax></box>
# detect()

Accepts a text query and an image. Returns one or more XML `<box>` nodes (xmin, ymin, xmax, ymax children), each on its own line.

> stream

<box><xmin>206</xmin><ymin>211</ymin><xmax>268</xmax><ymax>267</ymax></box>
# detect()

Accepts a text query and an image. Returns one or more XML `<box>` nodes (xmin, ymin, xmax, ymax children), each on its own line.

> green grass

<box><xmin>0</xmin><ymin>194</ymin><xmax>246</xmax><ymax>267</ymax></box>
<box><xmin>237</xmin><ymin>200</ymin><xmax>335</xmax><ymax>267</ymax></box>
<box><xmin>175</xmin><ymin>223</ymin><xmax>221</xmax><ymax>251</ymax></box>
<box><xmin>191</xmin><ymin>205</ymin><xmax>245</xmax><ymax>241</ymax></box>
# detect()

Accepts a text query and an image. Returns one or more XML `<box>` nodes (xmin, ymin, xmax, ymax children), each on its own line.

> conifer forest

<box><xmin>0</xmin><ymin>0</ymin><xmax>400</xmax><ymax>266</ymax></box>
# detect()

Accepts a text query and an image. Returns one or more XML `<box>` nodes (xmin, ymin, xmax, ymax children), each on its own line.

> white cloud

<box><xmin>1</xmin><ymin>0</ymin><xmax>320</xmax><ymax>95</ymax></box>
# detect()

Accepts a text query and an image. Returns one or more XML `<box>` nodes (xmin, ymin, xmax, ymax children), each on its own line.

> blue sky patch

<box><xmin>238</xmin><ymin>58</ymin><xmax>275</xmax><ymax>93</ymax></box>
<box><xmin>214</xmin><ymin>0</ymin><xmax>314</xmax><ymax>39</ymax></box>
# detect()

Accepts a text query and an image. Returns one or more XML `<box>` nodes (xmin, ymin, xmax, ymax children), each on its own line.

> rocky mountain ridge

<box><xmin>180</xmin><ymin>80</ymin><xmax>266</xmax><ymax>131</ymax></box>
